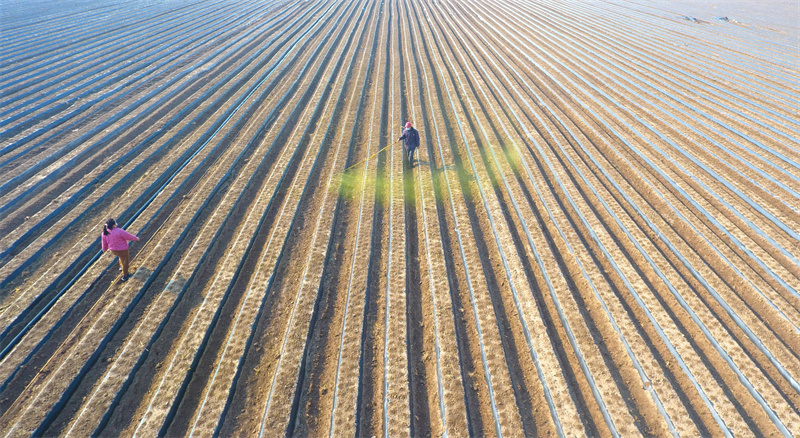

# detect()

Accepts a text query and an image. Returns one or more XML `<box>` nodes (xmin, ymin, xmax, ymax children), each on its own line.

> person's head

<box><xmin>405</xmin><ymin>121</ymin><xmax>412</xmax><ymax>129</ymax></box>
<box><xmin>103</xmin><ymin>218</ymin><xmax>116</xmax><ymax>235</ymax></box>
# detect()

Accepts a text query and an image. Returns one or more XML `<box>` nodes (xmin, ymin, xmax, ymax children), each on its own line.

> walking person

<box><xmin>398</xmin><ymin>121</ymin><xmax>420</xmax><ymax>168</ymax></box>
<box><xmin>101</xmin><ymin>218</ymin><xmax>139</xmax><ymax>282</ymax></box>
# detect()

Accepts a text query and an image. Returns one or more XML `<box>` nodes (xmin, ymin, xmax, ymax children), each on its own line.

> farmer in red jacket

<box><xmin>398</xmin><ymin>121</ymin><xmax>420</xmax><ymax>168</ymax></box>
<box><xmin>101</xmin><ymin>218</ymin><xmax>139</xmax><ymax>282</ymax></box>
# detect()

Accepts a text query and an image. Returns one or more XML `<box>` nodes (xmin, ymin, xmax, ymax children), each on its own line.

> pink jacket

<box><xmin>101</xmin><ymin>227</ymin><xmax>139</xmax><ymax>252</ymax></box>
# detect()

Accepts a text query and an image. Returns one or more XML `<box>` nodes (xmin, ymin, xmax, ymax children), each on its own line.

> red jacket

<box><xmin>101</xmin><ymin>227</ymin><xmax>139</xmax><ymax>252</ymax></box>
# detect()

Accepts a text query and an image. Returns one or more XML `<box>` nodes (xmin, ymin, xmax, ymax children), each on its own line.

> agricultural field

<box><xmin>1</xmin><ymin>0</ymin><xmax>799</xmax><ymax>436</ymax></box>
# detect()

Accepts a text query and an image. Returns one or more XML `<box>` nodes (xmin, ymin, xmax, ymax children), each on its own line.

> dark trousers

<box><xmin>406</xmin><ymin>147</ymin><xmax>417</xmax><ymax>166</ymax></box>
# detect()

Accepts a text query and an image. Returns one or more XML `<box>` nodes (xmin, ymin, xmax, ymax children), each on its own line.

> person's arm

<box><xmin>101</xmin><ymin>235</ymin><xmax>109</xmax><ymax>252</ymax></box>
<box><xmin>398</xmin><ymin>131</ymin><xmax>407</xmax><ymax>141</ymax></box>
<box><xmin>120</xmin><ymin>229</ymin><xmax>139</xmax><ymax>242</ymax></box>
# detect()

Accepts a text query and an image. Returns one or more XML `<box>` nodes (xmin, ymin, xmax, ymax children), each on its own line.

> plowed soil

<box><xmin>1</xmin><ymin>0</ymin><xmax>799</xmax><ymax>436</ymax></box>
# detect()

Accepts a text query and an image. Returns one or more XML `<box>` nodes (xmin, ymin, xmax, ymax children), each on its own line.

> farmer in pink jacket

<box><xmin>101</xmin><ymin>218</ymin><xmax>139</xmax><ymax>282</ymax></box>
